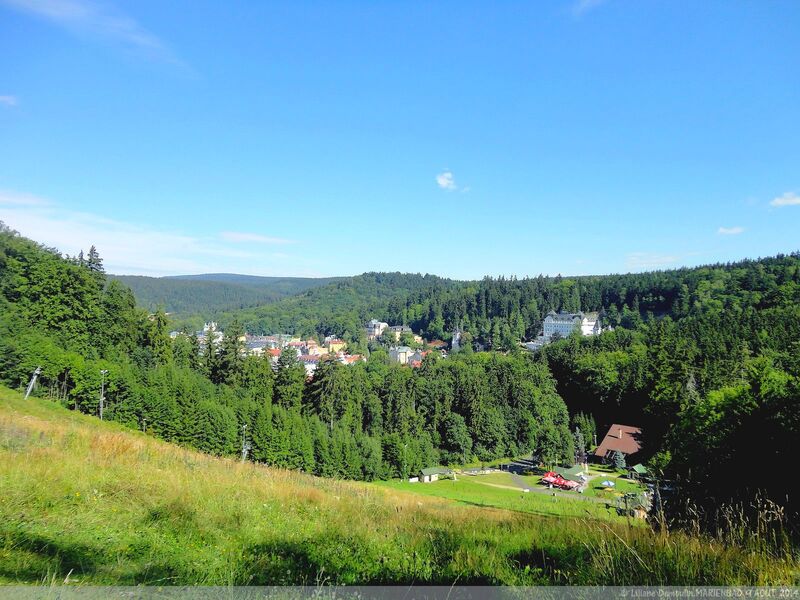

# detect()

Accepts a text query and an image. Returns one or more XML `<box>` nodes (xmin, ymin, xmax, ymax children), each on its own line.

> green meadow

<box><xmin>375</xmin><ymin>474</ymin><xmax>624</xmax><ymax>521</ymax></box>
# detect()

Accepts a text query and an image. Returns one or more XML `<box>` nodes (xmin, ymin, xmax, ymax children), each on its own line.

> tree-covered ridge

<box><xmin>219</xmin><ymin>254</ymin><xmax>800</xmax><ymax>352</ymax></box>
<box><xmin>0</xmin><ymin>224</ymin><xmax>574</xmax><ymax>481</ymax></box>
<box><xmin>110</xmin><ymin>273</ymin><xmax>342</xmax><ymax>315</ymax></box>
<box><xmin>218</xmin><ymin>271</ymin><xmax>459</xmax><ymax>339</ymax></box>
<box><xmin>2</xmin><ymin>221</ymin><xmax>799</xmax><ymax>526</ymax></box>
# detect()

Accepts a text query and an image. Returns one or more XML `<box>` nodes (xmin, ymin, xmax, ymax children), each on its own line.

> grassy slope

<box><xmin>1</xmin><ymin>387</ymin><xmax>797</xmax><ymax>586</ymax></box>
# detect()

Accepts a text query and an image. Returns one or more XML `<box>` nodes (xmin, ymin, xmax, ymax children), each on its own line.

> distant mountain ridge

<box><xmin>165</xmin><ymin>273</ymin><xmax>341</xmax><ymax>286</ymax></box>
<box><xmin>110</xmin><ymin>273</ymin><xmax>342</xmax><ymax>315</ymax></box>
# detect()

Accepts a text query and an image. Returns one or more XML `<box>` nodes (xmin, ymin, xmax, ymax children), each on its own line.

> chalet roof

<box><xmin>594</xmin><ymin>424</ymin><xmax>643</xmax><ymax>457</ymax></box>
<box><xmin>393</xmin><ymin>346</ymin><xmax>413</xmax><ymax>353</ymax></box>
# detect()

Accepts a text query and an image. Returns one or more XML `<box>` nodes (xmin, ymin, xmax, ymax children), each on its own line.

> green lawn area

<box><xmin>374</xmin><ymin>475</ymin><xmax>625</xmax><ymax>522</ymax></box>
<box><xmin>582</xmin><ymin>474</ymin><xmax>646</xmax><ymax>499</ymax></box>
<box><xmin>462</xmin><ymin>471</ymin><xmax>544</xmax><ymax>489</ymax></box>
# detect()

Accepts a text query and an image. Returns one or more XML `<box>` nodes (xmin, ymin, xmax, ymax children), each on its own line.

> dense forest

<box><xmin>0</xmin><ymin>224</ymin><xmax>573</xmax><ymax>482</ymax></box>
<box><xmin>111</xmin><ymin>273</ymin><xmax>340</xmax><ymax>316</ymax></box>
<box><xmin>1</xmin><ymin>221</ymin><xmax>798</xmax><ymax>527</ymax></box>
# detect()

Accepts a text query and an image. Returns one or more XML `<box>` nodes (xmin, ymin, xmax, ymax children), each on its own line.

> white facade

<box><xmin>389</xmin><ymin>346</ymin><xmax>414</xmax><ymax>365</ymax></box>
<box><xmin>365</xmin><ymin>319</ymin><xmax>389</xmax><ymax>340</ymax></box>
<box><xmin>526</xmin><ymin>311</ymin><xmax>602</xmax><ymax>351</ymax></box>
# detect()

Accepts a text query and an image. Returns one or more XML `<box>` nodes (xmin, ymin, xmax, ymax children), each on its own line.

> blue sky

<box><xmin>1</xmin><ymin>0</ymin><xmax>798</xmax><ymax>278</ymax></box>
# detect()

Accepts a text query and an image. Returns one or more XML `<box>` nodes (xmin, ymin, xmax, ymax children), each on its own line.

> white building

<box><xmin>298</xmin><ymin>355</ymin><xmax>320</xmax><ymax>377</ymax></box>
<box><xmin>526</xmin><ymin>311</ymin><xmax>602</xmax><ymax>351</ymax></box>
<box><xmin>365</xmin><ymin>319</ymin><xmax>389</xmax><ymax>340</ymax></box>
<box><xmin>389</xmin><ymin>346</ymin><xmax>415</xmax><ymax>365</ymax></box>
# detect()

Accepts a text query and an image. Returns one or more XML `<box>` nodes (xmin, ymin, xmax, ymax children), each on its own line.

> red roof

<box><xmin>267</xmin><ymin>348</ymin><xmax>281</xmax><ymax>357</ymax></box>
<box><xmin>594</xmin><ymin>424</ymin><xmax>642</xmax><ymax>457</ymax></box>
<box><xmin>410</xmin><ymin>360</ymin><xmax>422</xmax><ymax>368</ymax></box>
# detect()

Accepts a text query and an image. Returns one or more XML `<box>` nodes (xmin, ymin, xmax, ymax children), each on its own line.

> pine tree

<box><xmin>275</xmin><ymin>348</ymin><xmax>305</xmax><ymax>410</ymax></box>
<box><xmin>612</xmin><ymin>450</ymin><xmax>626</xmax><ymax>471</ymax></box>
<box><xmin>217</xmin><ymin>320</ymin><xmax>245</xmax><ymax>385</ymax></box>
<box><xmin>86</xmin><ymin>245</ymin><xmax>104</xmax><ymax>273</ymax></box>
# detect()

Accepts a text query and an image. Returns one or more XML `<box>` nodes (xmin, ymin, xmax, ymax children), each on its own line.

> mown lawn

<box><xmin>375</xmin><ymin>475</ymin><xmax>620</xmax><ymax>521</ymax></box>
<box><xmin>2</xmin><ymin>387</ymin><xmax>798</xmax><ymax>586</ymax></box>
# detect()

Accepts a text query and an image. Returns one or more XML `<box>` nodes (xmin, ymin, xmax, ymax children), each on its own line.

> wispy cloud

<box><xmin>220</xmin><ymin>231</ymin><xmax>295</xmax><ymax>245</ymax></box>
<box><xmin>0</xmin><ymin>190</ymin><xmax>51</xmax><ymax>206</ymax></box>
<box><xmin>770</xmin><ymin>192</ymin><xmax>800</xmax><ymax>207</ymax></box>
<box><xmin>0</xmin><ymin>0</ymin><xmax>184</xmax><ymax>66</ymax></box>
<box><xmin>572</xmin><ymin>0</ymin><xmax>608</xmax><ymax>17</ymax></box>
<box><xmin>0</xmin><ymin>189</ymin><xmax>308</xmax><ymax>276</ymax></box>
<box><xmin>0</xmin><ymin>95</ymin><xmax>18</xmax><ymax>107</ymax></box>
<box><xmin>625</xmin><ymin>252</ymin><xmax>680</xmax><ymax>271</ymax></box>
<box><xmin>718</xmin><ymin>226</ymin><xmax>744</xmax><ymax>235</ymax></box>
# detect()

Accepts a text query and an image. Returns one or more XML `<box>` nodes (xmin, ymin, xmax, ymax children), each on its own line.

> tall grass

<box><xmin>1</xmin><ymin>387</ymin><xmax>798</xmax><ymax>585</ymax></box>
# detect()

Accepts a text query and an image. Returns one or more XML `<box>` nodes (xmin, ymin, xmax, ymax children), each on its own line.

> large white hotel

<box><xmin>525</xmin><ymin>311</ymin><xmax>602</xmax><ymax>351</ymax></box>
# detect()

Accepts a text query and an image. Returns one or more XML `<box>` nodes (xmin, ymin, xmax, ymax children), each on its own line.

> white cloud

<box><xmin>436</xmin><ymin>171</ymin><xmax>457</xmax><ymax>191</ymax></box>
<box><xmin>625</xmin><ymin>252</ymin><xmax>680</xmax><ymax>271</ymax></box>
<box><xmin>718</xmin><ymin>226</ymin><xmax>745</xmax><ymax>235</ymax></box>
<box><xmin>220</xmin><ymin>231</ymin><xmax>295</xmax><ymax>245</ymax></box>
<box><xmin>572</xmin><ymin>0</ymin><xmax>608</xmax><ymax>17</ymax></box>
<box><xmin>0</xmin><ymin>190</ymin><xmax>51</xmax><ymax>206</ymax></box>
<box><xmin>0</xmin><ymin>95</ymin><xmax>18</xmax><ymax>107</ymax></box>
<box><xmin>0</xmin><ymin>190</ymin><xmax>307</xmax><ymax>276</ymax></box>
<box><xmin>0</xmin><ymin>0</ymin><xmax>184</xmax><ymax>66</ymax></box>
<box><xmin>770</xmin><ymin>192</ymin><xmax>800</xmax><ymax>207</ymax></box>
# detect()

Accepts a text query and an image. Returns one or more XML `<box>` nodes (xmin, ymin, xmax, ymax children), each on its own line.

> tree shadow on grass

<box><xmin>239</xmin><ymin>529</ymin><xmax>510</xmax><ymax>586</ymax></box>
<box><xmin>0</xmin><ymin>528</ymin><xmax>179</xmax><ymax>585</ymax></box>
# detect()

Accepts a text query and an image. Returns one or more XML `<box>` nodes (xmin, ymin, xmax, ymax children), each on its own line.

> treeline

<box><xmin>220</xmin><ymin>256</ymin><xmax>800</xmax><ymax>354</ymax></box>
<box><xmin>216</xmin><ymin>272</ymin><xmax>457</xmax><ymax>342</ymax></box>
<box><xmin>0</xmin><ymin>224</ymin><xmax>573</xmax><ymax>480</ymax></box>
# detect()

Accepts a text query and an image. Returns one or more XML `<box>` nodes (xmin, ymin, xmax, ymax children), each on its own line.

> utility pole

<box><xmin>24</xmin><ymin>366</ymin><xmax>42</xmax><ymax>400</ymax></box>
<box><xmin>99</xmin><ymin>369</ymin><xmax>108</xmax><ymax>420</ymax></box>
<box><xmin>241</xmin><ymin>424</ymin><xmax>248</xmax><ymax>461</ymax></box>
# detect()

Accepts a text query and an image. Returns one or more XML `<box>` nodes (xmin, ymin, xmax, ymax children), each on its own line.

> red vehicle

<box><xmin>541</xmin><ymin>471</ymin><xmax>580</xmax><ymax>491</ymax></box>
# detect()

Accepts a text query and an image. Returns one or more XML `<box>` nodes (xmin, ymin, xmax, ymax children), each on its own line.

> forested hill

<box><xmin>0</xmin><ymin>223</ymin><xmax>575</xmax><ymax>486</ymax></box>
<box><xmin>2</xmin><ymin>221</ymin><xmax>798</xmax><ymax>527</ymax></box>
<box><xmin>109</xmin><ymin>273</ymin><xmax>341</xmax><ymax>315</ymax></box>
<box><xmin>216</xmin><ymin>271</ymin><xmax>461</xmax><ymax>338</ymax></box>
<box><xmin>220</xmin><ymin>255</ymin><xmax>800</xmax><ymax>348</ymax></box>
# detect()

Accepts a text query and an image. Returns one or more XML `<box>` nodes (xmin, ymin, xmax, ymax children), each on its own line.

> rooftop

<box><xmin>594</xmin><ymin>424</ymin><xmax>643</xmax><ymax>457</ymax></box>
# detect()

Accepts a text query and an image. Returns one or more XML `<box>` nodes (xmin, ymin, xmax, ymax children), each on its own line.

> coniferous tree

<box><xmin>275</xmin><ymin>348</ymin><xmax>305</xmax><ymax>410</ymax></box>
<box><xmin>612</xmin><ymin>450</ymin><xmax>626</xmax><ymax>471</ymax></box>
